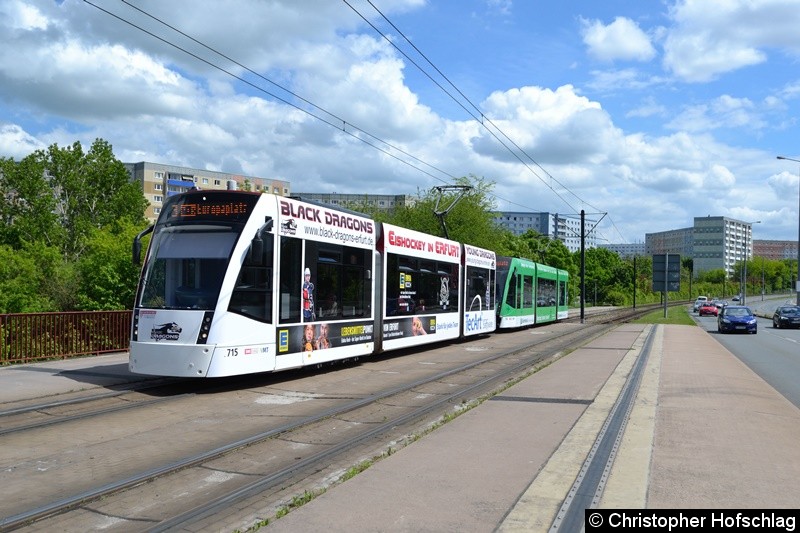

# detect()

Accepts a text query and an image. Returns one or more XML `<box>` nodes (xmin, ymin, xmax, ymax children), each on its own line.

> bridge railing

<box><xmin>0</xmin><ymin>311</ymin><xmax>131</xmax><ymax>365</ymax></box>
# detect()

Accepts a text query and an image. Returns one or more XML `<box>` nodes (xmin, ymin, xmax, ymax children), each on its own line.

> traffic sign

<box><xmin>652</xmin><ymin>254</ymin><xmax>681</xmax><ymax>292</ymax></box>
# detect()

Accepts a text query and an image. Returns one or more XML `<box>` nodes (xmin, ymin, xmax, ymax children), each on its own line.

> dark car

<box><xmin>772</xmin><ymin>305</ymin><xmax>800</xmax><ymax>329</ymax></box>
<box><xmin>717</xmin><ymin>305</ymin><xmax>757</xmax><ymax>334</ymax></box>
<box><xmin>698</xmin><ymin>302</ymin><xmax>719</xmax><ymax>316</ymax></box>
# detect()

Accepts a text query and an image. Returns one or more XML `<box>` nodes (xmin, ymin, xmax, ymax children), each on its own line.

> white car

<box><xmin>693</xmin><ymin>296</ymin><xmax>709</xmax><ymax>312</ymax></box>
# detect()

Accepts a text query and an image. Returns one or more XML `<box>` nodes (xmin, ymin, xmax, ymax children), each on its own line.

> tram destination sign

<box><xmin>652</xmin><ymin>253</ymin><xmax>681</xmax><ymax>292</ymax></box>
<box><xmin>162</xmin><ymin>192</ymin><xmax>258</xmax><ymax>223</ymax></box>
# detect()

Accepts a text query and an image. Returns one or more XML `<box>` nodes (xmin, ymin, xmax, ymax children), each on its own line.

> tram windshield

<box><xmin>139</xmin><ymin>225</ymin><xmax>239</xmax><ymax>310</ymax></box>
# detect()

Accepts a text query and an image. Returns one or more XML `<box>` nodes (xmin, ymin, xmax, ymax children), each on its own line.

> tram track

<box><xmin>0</xmin><ymin>378</ymin><xmax>258</xmax><ymax>437</ymax></box>
<box><xmin>0</xmin><ymin>304</ymin><xmax>674</xmax><ymax>532</ymax></box>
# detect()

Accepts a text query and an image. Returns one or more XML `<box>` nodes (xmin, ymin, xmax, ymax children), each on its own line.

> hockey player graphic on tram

<box><xmin>302</xmin><ymin>267</ymin><xmax>315</xmax><ymax>322</ymax></box>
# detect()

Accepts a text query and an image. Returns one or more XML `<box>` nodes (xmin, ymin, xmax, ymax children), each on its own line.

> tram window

<box><xmin>140</xmin><ymin>229</ymin><xmax>234</xmax><ymax>310</ymax></box>
<box><xmin>286</xmin><ymin>240</ymin><xmax>372</xmax><ymax>322</ymax></box>
<box><xmin>399</xmin><ymin>256</ymin><xmax>415</xmax><ymax>272</ymax></box>
<box><xmin>141</xmin><ymin>260</ymin><xmax>166</xmax><ymax>308</ymax></box>
<box><xmin>174</xmin><ymin>258</ymin><xmax>226</xmax><ymax>309</ymax></box>
<box><xmin>385</xmin><ymin>253</ymin><xmax>458</xmax><ymax>315</ymax></box>
<box><xmin>316</xmin><ymin>262</ymin><xmax>341</xmax><ymax>319</ymax></box>
<box><xmin>386</xmin><ymin>254</ymin><xmax>410</xmax><ymax>315</ymax></box>
<box><xmin>279</xmin><ymin>236</ymin><xmax>302</xmax><ymax>323</ymax></box>
<box><xmin>559</xmin><ymin>280</ymin><xmax>567</xmax><ymax>306</ymax></box>
<box><xmin>467</xmin><ymin>267</ymin><xmax>491</xmax><ymax>311</ymax></box>
<box><xmin>523</xmin><ymin>275</ymin><xmax>534</xmax><ymax>308</ymax></box>
<box><xmin>419</xmin><ymin>259</ymin><xmax>435</xmax><ymax>273</ymax></box>
<box><xmin>537</xmin><ymin>277</ymin><xmax>556</xmax><ymax>307</ymax></box>
<box><xmin>435</xmin><ymin>263</ymin><xmax>459</xmax><ymax>312</ymax></box>
<box><xmin>342</xmin><ymin>260</ymin><xmax>369</xmax><ymax>317</ymax></box>
<box><xmin>318</xmin><ymin>249</ymin><xmax>341</xmax><ymax>264</ymax></box>
<box><xmin>505</xmin><ymin>273</ymin><xmax>518</xmax><ymax>308</ymax></box>
<box><xmin>229</xmin><ymin>232</ymin><xmax>274</xmax><ymax>322</ymax></box>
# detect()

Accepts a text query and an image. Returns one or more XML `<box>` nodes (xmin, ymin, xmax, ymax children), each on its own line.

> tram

<box><xmin>495</xmin><ymin>256</ymin><xmax>570</xmax><ymax>328</ymax></box>
<box><xmin>129</xmin><ymin>189</ymin><xmax>566</xmax><ymax>378</ymax></box>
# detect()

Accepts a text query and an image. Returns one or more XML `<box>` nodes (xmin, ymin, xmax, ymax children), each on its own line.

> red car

<box><xmin>698</xmin><ymin>302</ymin><xmax>719</xmax><ymax>316</ymax></box>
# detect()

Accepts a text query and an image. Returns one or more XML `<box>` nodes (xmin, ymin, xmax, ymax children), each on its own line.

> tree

<box><xmin>0</xmin><ymin>245</ymin><xmax>56</xmax><ymax>313</ymax></box>
<box><xmin>76</xmin><ymin>222</ymin><xmax>147</xmax><ymax>310</ymax></box>
<box><xmin>350</xmin><ymin>175</ymin><xmax>510</xmax><ymax>251</ymax></box>
<box><xmin>0</xmin><ymin>139</ymin><xmax>150</xmax><ymax>312</ymax></box>
<box><xmin>0</xmin><ymin>154</ymin><xmax>60</xmax><ymax>249</ymax></box>
<box><xmin>698</xmin><ymin>269</ymin><xmax>726</xmax><ymax>284</ymax></box>
<box><xmin>578</xmin><ymin>247</ymin><xmax>630</xmax><ymax>306</ymax></box>
<box><xmin>44</xmin><ymin>139</ymin><xmax>148</xmax><ymax>260</ymax></box>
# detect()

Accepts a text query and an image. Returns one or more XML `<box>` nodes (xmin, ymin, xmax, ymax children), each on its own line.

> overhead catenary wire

<box><xmin>353</xmin><ymin>0</ymin><xmax>631</xmax><ymax>242</ymax></box>
<box><xmin>84</xmin><ymin>0</ymin><xmax>459</xmax><ymax>186</ymax></box>
<box><xmin>86</xmin><ymin>0</ymin><xmax>624</xmax><ymax>242</ymax></box>
<box><xmin>342</xmin><ymin>0</ymin><xmax>584</xmax><ymax>216</ymax></box>
<box><xmin>89</xmin><ymin>0</ymin><xmax>566</xmax><ymax>215</ymax></box>
<box><xmin>349</xmin><ymin>0</ymin><xmax>604</xmax><ymax>214</ymax></box>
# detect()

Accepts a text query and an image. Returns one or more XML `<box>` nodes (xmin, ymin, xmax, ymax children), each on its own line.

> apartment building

<box><xmin>289</xmin><ymin>192</ymin><xmax>414</xmax><ymax>212</ymax></box>
<box><xmin>598</xmin><ymin>242</ymin><xmax>646</xmax><ymax>258</ymax></box>
<box><xmin>645</xmin><ymin>227</ymin><xmax>694</xmax><ymax>257</ymax></box>
<box><xmin>691</xmin><ymin>216</ymin><xmax>755</xmax><ymax>278</ymax></box>
<box><xmin>754</xmin><ymin>239</ymin><xmax>799</xmax><ymax>260</ymax></box>
<box><xmin>125</xmin><ymin>161</ymin><xmax>291</xmax><ymax>222</ymax></box>
<box><xmin>493</xmin><ymin>211</ymin><xmax>598</xmax><ymax>253</ymax></box>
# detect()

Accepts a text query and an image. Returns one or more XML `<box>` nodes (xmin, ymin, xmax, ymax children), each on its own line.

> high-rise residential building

<box><xmin>598</xmin><ymin>242</ymin><xmax>646</xmax><ymax>258</ymax></box>
<box><xmin>492</xmin><ymin>211</ymin><xmax>550</xmax><ymax>236</ymax></box>
<box><xmin>125</xmin><ymin>161</ymin><xmax>291</xmax><ymax>222</ymax></box>
<box><xmin>493</xmin><ymin>211</ymin><xmax>598</xmax><ymax>253</ymax></box>
<box><xmin>289</xmin><ymin>192</ymin><xmax>414</xmax><ymax>211</ymax></box>
<box><xmin>692</xmin><ymin>216</ymin><xmax>753</xmax><ymax>278</ymax></box>
<box><xmin>645</xmin><ymin>227</ymin><xmax>694</xmax><ymax>257</ymax></box>
<box><xmin>753</xmin><ymin>239</ymin><xmax>799</xmax><ymax>260</ymax></box>
<box><xmin>645</xmin><ymin>218</ymin><xmax>779</xmax><ymax>278</ymax></box>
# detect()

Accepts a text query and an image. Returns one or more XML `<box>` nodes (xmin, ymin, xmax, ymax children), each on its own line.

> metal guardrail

<box><xmin>0</xmin><ymin>311</ymin><xmax>131</xmax><ymax>365</ymax></box>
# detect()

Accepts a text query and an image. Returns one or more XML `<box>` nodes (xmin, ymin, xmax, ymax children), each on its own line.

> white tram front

<box><xmin>130</xmin><ymin>190</ymin><xmax>377</xmax><ymax>377</ymax></box>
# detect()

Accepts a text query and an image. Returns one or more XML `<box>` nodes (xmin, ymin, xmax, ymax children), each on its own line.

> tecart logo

<box><xmin>151</xmin><ymin>322</ymin><xmax>182</xmax><ymax>341</ymax></box>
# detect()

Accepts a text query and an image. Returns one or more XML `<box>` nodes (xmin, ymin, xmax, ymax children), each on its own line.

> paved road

<box><xmin>692</xmin><ymin>295</ymin><xmax>800</xmax><ymax>408</ymax></box>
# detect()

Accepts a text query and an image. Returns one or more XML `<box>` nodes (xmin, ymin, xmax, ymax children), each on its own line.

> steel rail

<box><xmin>549</xmin><ymin>325</ymin><xmax>656</xmax><ymax>532</ymax></box>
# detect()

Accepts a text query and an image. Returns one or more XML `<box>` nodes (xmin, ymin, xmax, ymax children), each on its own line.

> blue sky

<box><xmin>2</xmin><ymin>0</ymin><xmax>800</xmax><ymax>244</ymax></box>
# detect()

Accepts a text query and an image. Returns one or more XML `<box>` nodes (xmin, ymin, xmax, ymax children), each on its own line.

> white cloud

<box><xmin>666</xmin><ymin>95</ymin><xmax>765</xmax><ymax>132</ymax></box>
<box><xmin>1</xmin><ymin>1</ymin><xmax>799</xmax><ymax>243</ymax></box>
<box><xmin>0</xmin><ymin>124</ymin><xmax>45</xmax><ymax>159</ymax></box>
<box><xmin>472</xmin><ymin>85</ymin><xmax>612</xmax><ymax>167</ymax></box>
<box><xmin>662</xmin><ymin>0</ymin><xmax>800</xmax><ymax>82</ymax></box>
<box><xmin>581</xmin><ymin>17</ymin><xmax>656</xmax><ymax>63</ymax></box>
<box><xmin>769</xmin><ymin>170</ymin><xmax>800</xmax><ymax>202</ymax></box>
<box><xmin>626</xmin><ymin>97</ymin><xmax>667</xmax><ymax>119</ymax></box>
<box><xmin>586</xmin><ymin>68</ymin><xmax>666</xmax><ymax>92</ymax></box>
<box><xmin>3</xmin><ymin>0</ymin><xmax>48</xmax><ymax>31</ymax></box>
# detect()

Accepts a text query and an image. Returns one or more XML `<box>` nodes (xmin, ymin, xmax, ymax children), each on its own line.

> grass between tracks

<box><xmin>632</xmin><ymin>304</ymin><xmax>695</xmax><ymax>325</ymax></box>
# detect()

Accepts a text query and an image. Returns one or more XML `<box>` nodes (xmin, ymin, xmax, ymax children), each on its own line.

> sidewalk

<box><xmin>0</xmin><ymin>352</ymin><xmax>140</xmax><ymax>404</ymax></box>
<box><xmin>266</xmin><ymin>324</ymin><xmax>800</xmax><ymax>532</ymax></box>
<box><xmin>2</xmin><ymin>323</ymin><xmax>798</xmax><ymax>531</ymax></box>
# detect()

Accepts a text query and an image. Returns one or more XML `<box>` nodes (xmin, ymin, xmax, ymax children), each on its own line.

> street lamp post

<box><xmin>776</xmin><ymin>156</ymin><xmax>800</xmax><ymax>306</ymax></box>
